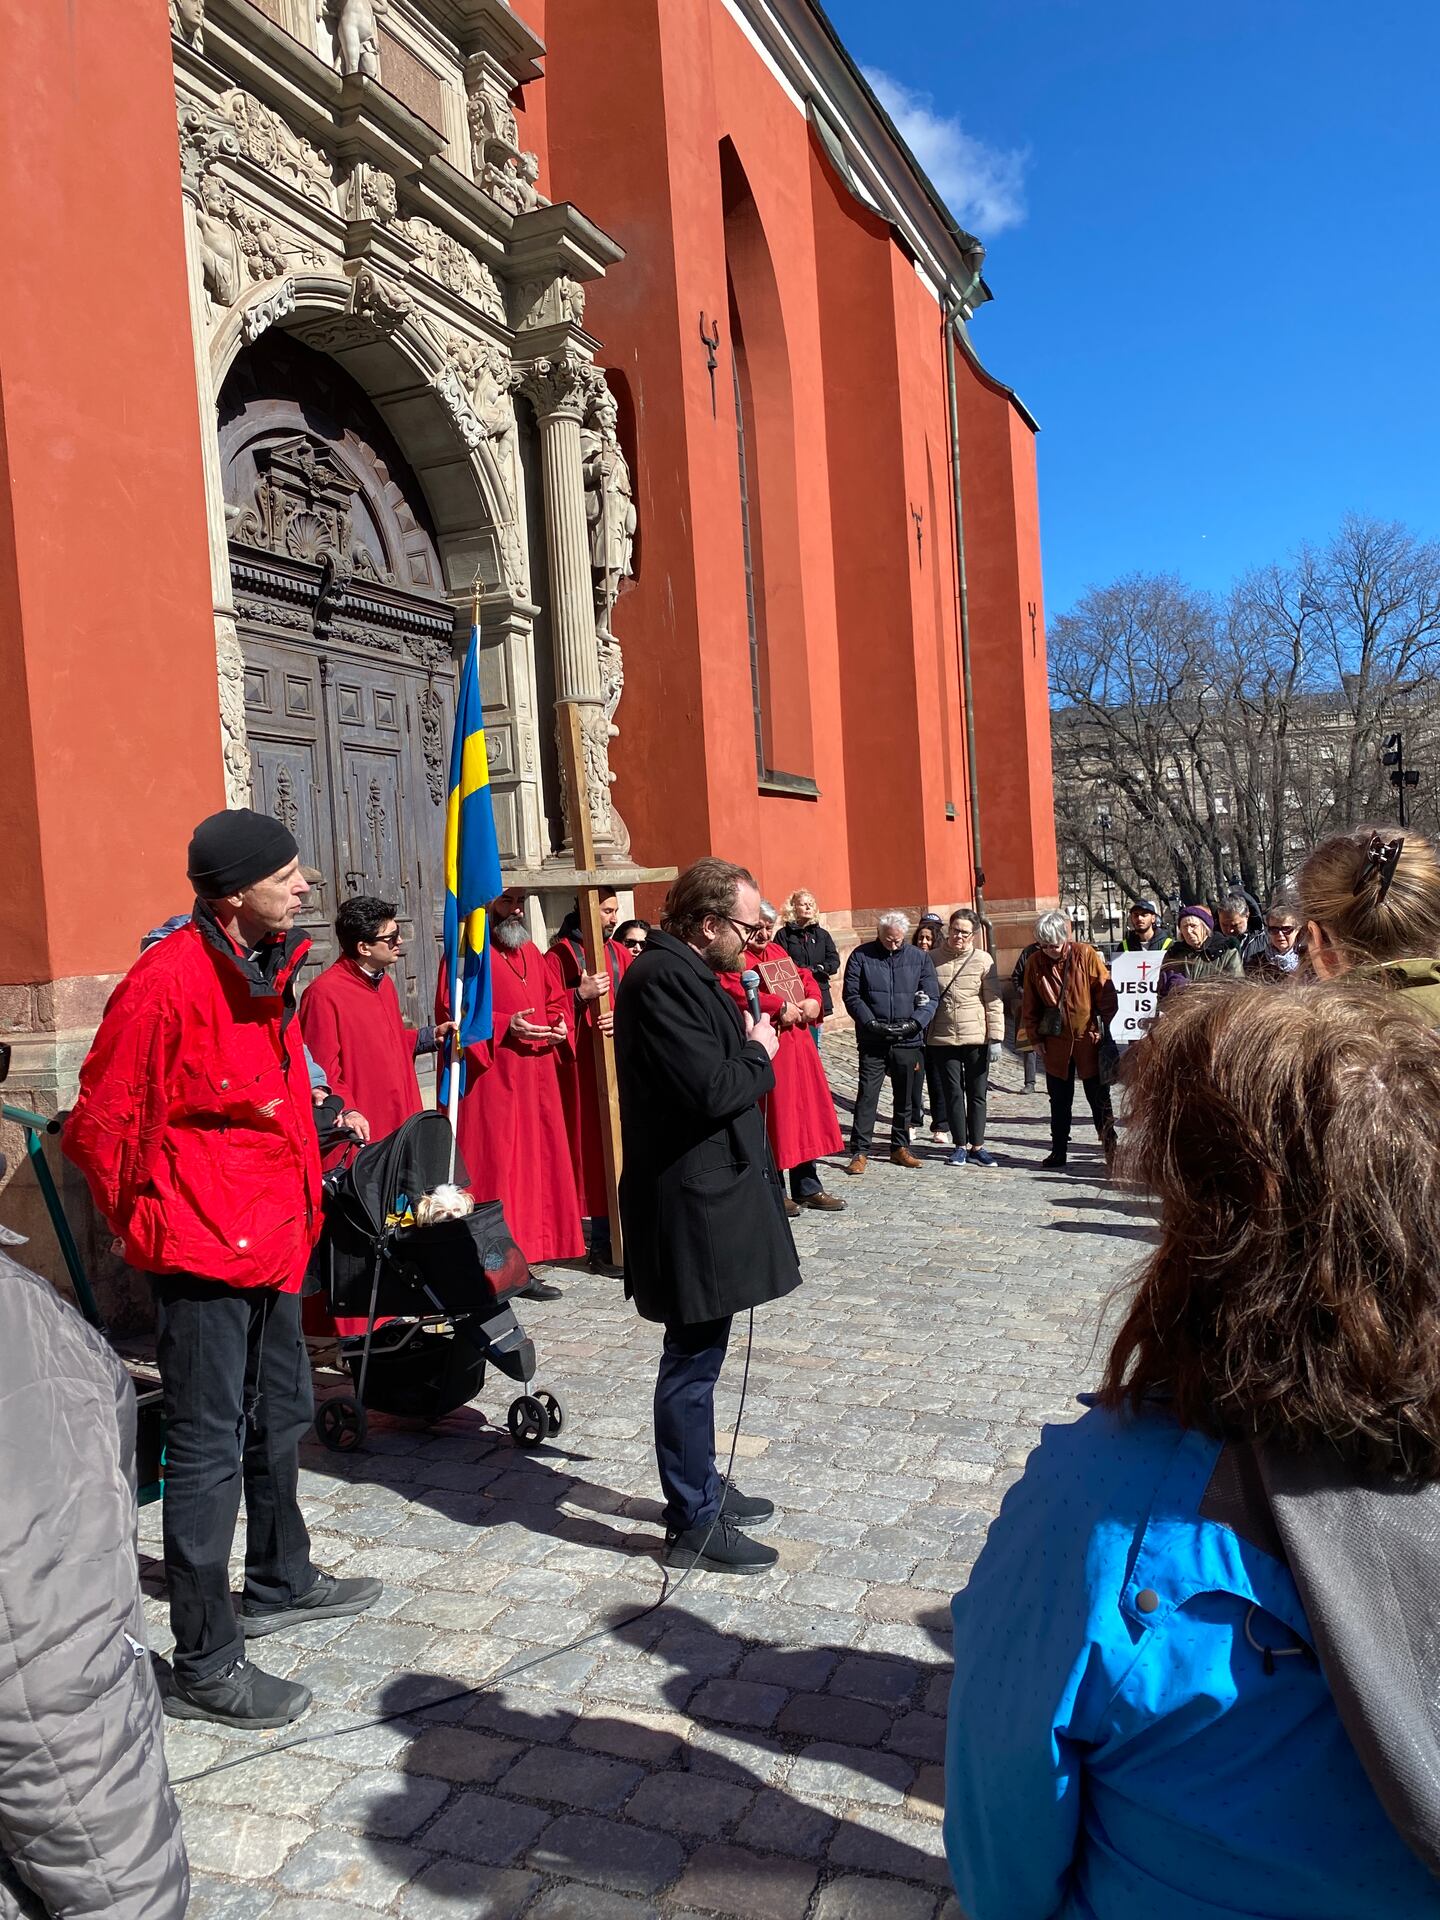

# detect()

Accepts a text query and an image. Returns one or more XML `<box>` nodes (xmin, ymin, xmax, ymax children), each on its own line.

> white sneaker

<box><xmin>931</xmin><ymin>1128</ymin><xmax>952</xmax><ymax>1145</ymax></box>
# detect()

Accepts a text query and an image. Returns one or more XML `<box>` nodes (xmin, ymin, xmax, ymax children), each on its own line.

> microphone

<box><xmin>740</xmin><ymin>969</ymin><xmax>763</xmax><ymax>1025</ymax></box>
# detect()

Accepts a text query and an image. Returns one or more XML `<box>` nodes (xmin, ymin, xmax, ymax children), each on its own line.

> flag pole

<box><xmin>445</xmin><ymin>582</ymin><xmax>483</xmax><ymax>1186</ymax></box>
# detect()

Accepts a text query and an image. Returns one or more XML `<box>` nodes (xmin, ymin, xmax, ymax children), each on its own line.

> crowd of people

<box><xmin>11</xmin><ymin>808</ymin><xmax>1440</xmax><ymax>1914</ymax></box>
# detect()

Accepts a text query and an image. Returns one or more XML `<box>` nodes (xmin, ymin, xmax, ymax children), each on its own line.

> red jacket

<box><xmin>64</xmin><ymin>910</ymin><xmax>322</xmax><ymax>1292</ymax></box>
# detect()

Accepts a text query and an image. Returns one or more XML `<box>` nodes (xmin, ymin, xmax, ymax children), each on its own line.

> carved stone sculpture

<box><xmin>480</xmin><ymin>150</ymin><xmax>549</xmax><ymax>217</ymax></box>
<box><xmin>196</xmin><ymin>178</ymin><xmax>246</xmax><ymax>306</ymax></box>
<box><xmin>218</xmin><ymin>89</ymin><xmax>335</xmax><ymax>208</ymax></box>
<box><xmin>215</xmin><ymin>617</ymin><xmax>251</xmax><ymax>805</ymax></box>
<box><xmin>581</xmin><ymin>382</ymin><xmax>636</xmax><ymax>639</ymax></box>
<box><xmin>329</xmin><ymin>0</ymin><xmax>385</xmax><ymax>77</ymax></box>
<box><xmin>342</xmin><ymin>160</ymin><xmax>398</xmax><ymax>226</ymax></box>
<box><xmin>170</xmin><ymin>0</ymin><xmax>204</xmax><ymax>50</ymax></box>
<box><xmin>350</xmin><ymin>265</ymin><xmax>412</xmax><ymax>335</ymax></box>
<box><xmin>398</xmin><ymin>217</ymin><xmax>506</xmax><ymax>322</ymax></box>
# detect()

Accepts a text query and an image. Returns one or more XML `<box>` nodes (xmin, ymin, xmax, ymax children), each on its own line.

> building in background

<box><xmin>0</xmin><ymin>0</ymin><xmax>1055</xmax><ymax>1289</ymax></box>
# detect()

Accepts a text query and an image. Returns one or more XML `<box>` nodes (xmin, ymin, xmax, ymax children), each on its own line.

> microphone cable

<box><xmin>170</xmin><ymin>1306</ymin><xmax>757</xmax><ymax>1786</ymax></box>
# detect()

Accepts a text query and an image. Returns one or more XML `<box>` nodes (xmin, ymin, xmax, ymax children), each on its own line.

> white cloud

<box><xmin>863</xmin><ymin>67</ymin><xmax>1028</xmax><ymax>237</ymax></box>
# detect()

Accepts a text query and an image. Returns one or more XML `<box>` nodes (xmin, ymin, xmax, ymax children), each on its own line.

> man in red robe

<box><xmin>720</xmin><ymin>906</ymin><xmax>845</xmax><ymax>1215</ymax></box>
<box><xmin>444</xmin><ymin>887</ymin><xmax>585</xmax><ymax>1288</ymax></box>
<box><xmin>299</xmin><ymin>894</ymin><xmax>453</xmax><ymax>1155</ymax></box>
<box><xmin>549</xmin><ymin>889</ymin><xmax>631</xmax><ymax>1267</ymax></box>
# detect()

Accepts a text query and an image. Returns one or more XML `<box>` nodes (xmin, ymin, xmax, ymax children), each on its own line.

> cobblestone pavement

<box><xmin>147</xmin><ymin>1041</ymin><xmax>1151</xmax><ymax>1920</ymax></box>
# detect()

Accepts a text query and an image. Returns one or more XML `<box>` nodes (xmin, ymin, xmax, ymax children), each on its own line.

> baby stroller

<box><xmin>312</xmin><ymin>1109</ymin><xmax>565</xmax><ymax>1454</ymax></box>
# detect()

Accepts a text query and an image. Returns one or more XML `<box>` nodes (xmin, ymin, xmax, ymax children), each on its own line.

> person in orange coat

<box><xmin>1020</xmin><ymin>909</ymin><xmax>1119</xmax><ymax>1172</ymax></box>
<box><xmin>441</xmin><ymin>887</ymin><xmax>584</xmax><ymax>1295</ymax></box>
<box><xmin>549</xmin><ymin>889</ymin><xmax>631</xmax><ymax>1267</ymax></box>
<box><xmin>720</xmin><ymin>905</ymin><xmax>845</xmax><ymax>1215</ymax></box>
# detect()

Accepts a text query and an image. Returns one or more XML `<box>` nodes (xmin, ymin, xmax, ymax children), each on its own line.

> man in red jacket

<box><xmin>65</xmin><ymin>810</ymin><xmax>380</xmax><ymax>1731</ymax></box>
<box><xmin>298</xmin><ymin>893</ymin><xmax>454</xmax><ymax>1151</ymax></box>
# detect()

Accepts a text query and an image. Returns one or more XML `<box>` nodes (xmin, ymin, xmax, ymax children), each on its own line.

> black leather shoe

<box><xmin>163</xmin><ymin>1657</ymin><xmax>312</xmax><ymax>1729</ymax></box>
<box><xmin>1042</xmin><ymin>1147</ymin><xmax>1068</xmax><ymax>1169</ymax></box>
<box><xmin>722</xmin><ymin>1485</ymin><xmax>776</xmax><ymax>1530</ymax></box>
<box><xmin>239</xmin><ymin>1572</ymin><xmax>381</xmax><ymax>1638</ymax></box>
<box><xmin>519</xmin><ymin>1278</ymin><xmax>563</xmax><ymax>1301</ymax></box>
<box><xmin>664</xmin><ymin>1514</ymin><xmax>779</xmax><ymax>1575</ymax></box>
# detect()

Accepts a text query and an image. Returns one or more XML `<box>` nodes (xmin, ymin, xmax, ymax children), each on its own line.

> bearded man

<box><xmin>614</xmin><ymin>858</ymin><xmax>799</xmax><ymax>1575</ymax></box>
<box><xmin>445</xmin><ymin>888</ymin><xmax>583</xmax><ymax>1283</ymax></box>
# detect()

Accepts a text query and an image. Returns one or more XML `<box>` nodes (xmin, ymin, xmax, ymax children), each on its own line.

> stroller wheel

<box><xmin>507</xmin><ymin>1393</ymin><xmax>549</xmax><ymax>1449</ymax></box>
<box><xmin>316</xmin><ymin>1394</ymin><xmax>367</xmax><ymax>1452</ymax></box>
<box><xmin>535</xmin><ymin>1388</ymin><xmax>566</xmax><ymax>1439</ymax></box>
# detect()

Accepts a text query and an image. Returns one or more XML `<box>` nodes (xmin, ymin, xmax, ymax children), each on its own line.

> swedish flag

<box><xmin>441</xmin><ymin>622</ymin><xmax>504</xmax><ymax>1095</ymax></box>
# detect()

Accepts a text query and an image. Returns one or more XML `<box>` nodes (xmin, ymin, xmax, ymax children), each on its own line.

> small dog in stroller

<box><xmin>309</xmin><ymin>1111</ymin><xmax>565</xmax><ymax>1453</ymax></box>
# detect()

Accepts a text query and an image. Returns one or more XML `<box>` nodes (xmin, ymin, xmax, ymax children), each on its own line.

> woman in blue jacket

<box><xmin>946</xmin><ymin>979</ymin><xmax>1440</xmax><ymax>1918</ymax></box>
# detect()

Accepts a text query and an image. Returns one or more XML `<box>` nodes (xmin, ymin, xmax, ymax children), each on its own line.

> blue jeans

<box><xmin>653</xmin><ymin>1315</ymin><xmax>732</xmax><ymax>1533</ymax></box>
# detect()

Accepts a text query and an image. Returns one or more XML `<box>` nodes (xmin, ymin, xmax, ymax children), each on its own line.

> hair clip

<box><xmin>1353</xmin><ymin>832</ymin><xmax>1404</xmax><ymax>902</ymax></box>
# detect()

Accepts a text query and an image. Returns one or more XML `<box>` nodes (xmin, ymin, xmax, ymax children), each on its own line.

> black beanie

<box><xmin>187</xmin><ymin>809</ymin><xmax>299</xmax><ymax>898</ymax></box>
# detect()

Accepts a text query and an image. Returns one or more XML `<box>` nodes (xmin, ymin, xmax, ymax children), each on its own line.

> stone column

<box><xmin>177</xmin><ymin>102</ymin><xmax>250</xmax><ymax>804</ymax></box>
<box><xmin>517</xmin><ymin>352</ymin><xmax>614</xmax><ymax>851</ymax></box>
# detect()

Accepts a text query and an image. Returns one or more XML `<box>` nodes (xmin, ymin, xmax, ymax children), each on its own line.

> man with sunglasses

<box><xmin>298</xmin><ymin>894</ymin><xmax>455</xmax><ymax>1151</ymax></box>
<box><xmin>1244</xmin><ymin>899</ymin><xmax>1303</xmax><ymax>982</ymax></box>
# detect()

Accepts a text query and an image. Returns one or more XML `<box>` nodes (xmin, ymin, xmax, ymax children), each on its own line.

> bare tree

<box><xmin>1050</xmin><ymin>518</ymin><xmax>1440</xmax><ymax>930</ymax></box>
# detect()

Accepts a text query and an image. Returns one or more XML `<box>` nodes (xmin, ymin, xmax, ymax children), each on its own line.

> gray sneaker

<box><xmin>162</xmin><ymin>1656</ymin><xmax>311</xmax><ymax>1729</ymax></box>
<box><xmin>664</xmin><ymin>1515</ymin><xmax>779</xmax><ymax>1575</ymax></box>
<box><xmin>239</xmin><ymin>1572</ymin><xmax>382</xmax><ymax>1638</ymax></box>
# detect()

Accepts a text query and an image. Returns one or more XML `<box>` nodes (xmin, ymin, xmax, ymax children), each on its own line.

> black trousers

<box><xmin>1045</xmin><ymin>1065</ymin><xmax>1114</xmax><ymax>1149</ymax></box>
<box><xmin>932</xmin><ymin>1044</ymin><xmax>990</xmax><ymax>1147</ymax></box>
<box><xmin>849</xmin><ymin>1044</ymin><xmax>912</xmax><ymax>1154</ymax></box>
<box><xmin>153</xmin><ymin>1275</ymin><xmax>318</xmax><ymax>1684</ymax></box>
<box><xmin>907</xmin><ymin>1051</ymin><xmax>950</xmax><ymax>1130</ymax></box>
<box><xmin>653</xmin><ymin>1315</ymin><xmax>732</xmax><ymax>1533</ymax></box>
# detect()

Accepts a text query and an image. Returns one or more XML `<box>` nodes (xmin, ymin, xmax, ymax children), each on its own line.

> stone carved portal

<box><xmin>220</xmin><ymin>332</ymin><xmax>458</xmax><ymax>1021</ymax></box>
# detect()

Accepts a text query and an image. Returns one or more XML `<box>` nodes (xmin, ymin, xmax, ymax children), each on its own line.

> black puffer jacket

<box><xmin>0</xmin><ymin>1252</ymin><xmax>187</xmax><ymax>1920</ymax></box>
<box><xmin>775</xmin><ymin>921</ymin><xmax>842</xmax><ymax>1015</ymax></box>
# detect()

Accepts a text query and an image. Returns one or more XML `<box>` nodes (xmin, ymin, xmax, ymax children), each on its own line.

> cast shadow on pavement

<box><xmin>1046</xmin><ymin>1218</ymin><xmax>1156</xmax><ymax>1244</ymax></box>
<box><xmin>300</xmin><ymin>1410</ymin><xmax>660</xmax><ymax>1563</ymax></box>
<box><xmin>346</xmin><ymin>1598</ymin><xmax>954</xmax><ymax>1908</ymax></box>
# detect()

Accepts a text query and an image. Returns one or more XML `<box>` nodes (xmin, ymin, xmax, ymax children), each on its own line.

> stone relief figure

<box><xmin>480</xmin><ymin>149</ymin><xmax>549</xmax><ymax>217</ymax></box>
<box><xmin>325</xmin><ymin>0</ymin><xmax>386</xmax><ymax>77</ymax></box>
<box><xmin>196</xmin><ymin>178</ymin><xmax>245</xmax><ymax>306</ymax></box>
<box><xmin>170</xmin><ymin>0</ymin><xmax>204</xmax><ymax>49</ymax></box>
<box><xmin>581</xmin><ymin>383</ymin><xmax>637</xmax><ymax>641</ymax></box>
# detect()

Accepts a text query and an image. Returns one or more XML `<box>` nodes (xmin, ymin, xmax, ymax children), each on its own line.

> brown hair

<box><xmin>661</xmin><ymin>857</ymin><xmax>756</xmax><ymax>943</ymax></box>
<box><xmin>1297</xmin><ymin>825</ymin><xmax>1440</xmax><ymax>968</ymax></box>
<box><xmin>1100</xmin><ymin>978</ymin><xmax>1440</xmax><ymax>1476</ymax></box>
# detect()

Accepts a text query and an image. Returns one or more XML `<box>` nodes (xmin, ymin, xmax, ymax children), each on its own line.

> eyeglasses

<box><xmin>726</xmin><ymin>917</ymin><xmax>766</xmax><ymax>939</ymax></box>
<box><xmin>1266</xmin><ymin>924</ymin><xmax>1297</xmax><ymax>936</ymax></box>
<box><xmin>371</xmin><ymin>931</ymin><xmax>403</xmax><ymax>947</ymax></box>
<box><xmin>622</xmin><ymin>937</ymin><xmax>646</xmax><ymax>951</ymax></box>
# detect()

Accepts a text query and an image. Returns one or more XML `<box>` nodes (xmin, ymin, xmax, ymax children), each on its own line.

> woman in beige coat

<box><xmin>928</xmin><ymin>910</ymin><xmax>1005</xmax><ymax>1167</ymax></box>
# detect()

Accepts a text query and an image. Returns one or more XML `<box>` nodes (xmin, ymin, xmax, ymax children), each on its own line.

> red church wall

<box><xmin>531</xmin><ymin>0</ymin><xmax>1050</xmax><ymax>938</ymax></box>
<box><xmin>954</xmin><ymin>354</ymin><xmax>1059</xmax><ymax>945</ymax></box>
<box><xmin>0</xmin><ymin>0</ymin><xmax>219</xmax><ymax>1003</ymax></box>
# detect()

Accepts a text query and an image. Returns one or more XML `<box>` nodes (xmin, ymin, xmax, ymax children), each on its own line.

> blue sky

<box><xmin>825</xmin><ymin>0</ymin><xmax>1440</xmax><ymax>620</ymax></box>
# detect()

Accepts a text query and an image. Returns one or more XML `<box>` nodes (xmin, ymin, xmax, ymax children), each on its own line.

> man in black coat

<box><xmin>614</xmin><ymin>857</ymin><xmax>801</xmax><ymax>1574</ymax></box>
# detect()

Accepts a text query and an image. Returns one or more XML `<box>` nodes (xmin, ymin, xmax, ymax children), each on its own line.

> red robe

<box><xmin>720</xmin><ymin>945</ymin><xmax>842</xmax><ymax>1170</ymax></box>
<box><xmin>549</xmin><ymin>932</ymin><xmax>631</xmax><ymax>1216</ymax></box>
<box><xmin>442</xmin><ymin>941</ymin><xmax>585</xmax><ymax>1264</ymax></box>
<box><xmin>298</xmin><ymin>957</ymin><xmax>425</xmax><ymax>1152</ymax></box>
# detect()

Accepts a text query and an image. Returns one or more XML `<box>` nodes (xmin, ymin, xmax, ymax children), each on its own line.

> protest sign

<box><xmin>1109</xmin><ymin>949</ymin><xmax>1161</xmax><ymax>1045</ymax></box>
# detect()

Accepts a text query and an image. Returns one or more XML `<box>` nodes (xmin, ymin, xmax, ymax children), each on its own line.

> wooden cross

<box><xmin>556</xmin><ymin>703</ymin><xmax>626</xmax><ymax>1263</ymax></box>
